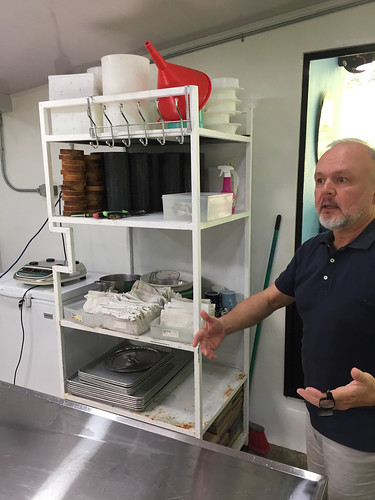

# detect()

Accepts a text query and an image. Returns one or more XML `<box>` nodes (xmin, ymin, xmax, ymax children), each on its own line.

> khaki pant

<box><xmin>306</xmin><ymin>417</ymin><xmax>375</xmax><ymax>500</ymax></box>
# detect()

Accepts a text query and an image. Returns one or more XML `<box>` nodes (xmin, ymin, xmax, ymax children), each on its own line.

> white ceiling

<box><xmin>0</xmin><ymin>0</ymin><xmax>368</xmax><ymax>95</ymax></box>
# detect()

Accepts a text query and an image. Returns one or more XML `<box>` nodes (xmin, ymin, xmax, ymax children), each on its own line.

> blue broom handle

<box><xmin>249</xmin><ymin>214</ymin><xmax>282</xmax><ymax>383</ymax></box>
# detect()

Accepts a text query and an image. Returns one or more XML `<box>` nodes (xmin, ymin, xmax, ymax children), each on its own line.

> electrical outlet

<box><xmin>38</xmin><ymin>184</ymin><xmax>59</xmax><ymax>197</ymax></box>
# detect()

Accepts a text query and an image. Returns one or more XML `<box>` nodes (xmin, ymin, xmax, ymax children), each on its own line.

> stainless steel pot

<box><xmin>95</xmin><ymin>274</ymin><xmax>140</xmax><ymax>293</ymax></box>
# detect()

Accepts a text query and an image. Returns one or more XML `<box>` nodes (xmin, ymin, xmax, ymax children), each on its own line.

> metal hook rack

<box><xmin>137</xmin><ymin>102</ymin><xmax>148</xmax><ymax>147</ymax></box>
<box><xmin>155</xmin><ymin>100</ymin><xmax>166</xmax><ymax>146</ymax></box>
<box><xmin>174</xmin><ymin>98</ymin><xmax>184</xmax><ymax>145</ymax></box>
<box><xmin>102</xmin><ymin>105</ymin><xmax>115</xmax><ymax>148</ymax></box>
<box><xmin>86</xmin><ymin>98</ymin><xmax>99</xmax><ymax>149</ymax></box>
<box><xmin>119</xmin><ymin>103</ymin><xmax>131</xmax><ymax>148</ymax></box>
<box><xmin>86</xmin><ymin>92</ymin><xmax>191</xmax><ymax>150</ymax></box>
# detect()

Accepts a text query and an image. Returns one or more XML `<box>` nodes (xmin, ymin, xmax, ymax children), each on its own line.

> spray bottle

<box><xmin>218</xmin><ymin>164</ymin><xmax>239</xmax><ymax>213</ymax></box>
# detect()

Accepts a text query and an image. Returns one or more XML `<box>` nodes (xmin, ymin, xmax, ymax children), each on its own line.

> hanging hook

<box><xmin>102</xmin><ymin>104</ymin><xmax>115</xmax><ymax>147</ymax></box>
<box><xmin>175</xmin><ymin>97</ymin><xmax>184</xmax><ymax>145</ymax></box>
<box><xmin>119</xmin><ymin>103</ymin><xmax>131</xmax><ymax>148</ymax></box>
<box><xmin>137</xmin><ymin>101</ymin><xmax>148</xmax><ymax>146</ymax></box>
<box><xmin>184</xmin><ymin>86</ymin><xmax>193</xmax><ymax>133</ymax></box>
<box><xmin>155</xmin><ymin>100</ymin><xmax>166</xmax><ymax>146</ymax></box>
<box><xmin>86</xmin><ymin>98</ymin><xmax>99</xmax><ymax>149</ymax></box>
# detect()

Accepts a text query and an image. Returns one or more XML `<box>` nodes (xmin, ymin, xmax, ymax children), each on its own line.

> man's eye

<box><xmin>315</xmin><ymin>178</ymin><xmax>324</xmax><ymax>184</ymax></box>
<box><xmin>338</xmin><ymin>177</ymin><xmax>347</xmax><ymax>183</ymax></box>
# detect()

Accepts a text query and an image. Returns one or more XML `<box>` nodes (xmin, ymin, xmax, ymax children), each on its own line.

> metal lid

<box><xmin>105</xmin><ymin>346</ymin><xmax>161</xmax><ymax>373</ymax></box>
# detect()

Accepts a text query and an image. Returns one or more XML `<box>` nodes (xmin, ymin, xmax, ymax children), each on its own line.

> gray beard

<box><xmin>319</xmin><ymin>211</ymin><xmax>362</xmax><ymax>231</ymax></box>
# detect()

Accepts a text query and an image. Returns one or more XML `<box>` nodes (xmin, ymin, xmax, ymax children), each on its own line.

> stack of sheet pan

<box><xmin>67</xmin><ymin>340</ymin><xmax>192</xmax><ymax>411</ymax></box>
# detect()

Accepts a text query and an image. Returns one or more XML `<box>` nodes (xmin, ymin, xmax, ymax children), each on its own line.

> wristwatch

<box><xmin>318</xmin><ymin>390</ymin><xmax>335</xmax><ymax>416</ymax></box>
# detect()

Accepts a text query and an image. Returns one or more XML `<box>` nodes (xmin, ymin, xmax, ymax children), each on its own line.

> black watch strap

<box><xmin>318</xmin><ymin>390</ymin><xmax>335</xmax><ymax>415</ymax></box>
<box><xmin>326</xmin><ymin>390</ymin><xmax>334</xmax><ymax>402</ymax></box>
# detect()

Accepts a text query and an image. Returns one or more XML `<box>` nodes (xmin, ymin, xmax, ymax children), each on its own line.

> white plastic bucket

<box><xmin>101</xmin><ymin>54</ymin><xmax>150</xmax><ymax>95</ymax></box>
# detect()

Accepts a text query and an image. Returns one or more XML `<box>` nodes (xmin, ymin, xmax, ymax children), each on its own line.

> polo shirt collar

<box><xmin>320</xmin><ymin>218</ymin><xmax>375</xmax><ymax>250</ymax></box>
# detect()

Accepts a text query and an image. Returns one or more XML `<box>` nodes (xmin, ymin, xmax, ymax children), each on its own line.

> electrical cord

<box><xmin>0</xmin><ymin>113</ymin><xmax>39</xmax><ymax>193</ymax></box>
<box><xmin>0</xmin><ymin>191</ymin><xmax>63</xmax><ymax>279</ymax></box>
<box><xmin>10</xmin><ymin>192</ymin><xmax>66</xmax><ymax>385</ymax></box>
<box><xmin>13</xmin><ymin>285</ymin><xmax>38</xmax><ymax>385</ymax></box>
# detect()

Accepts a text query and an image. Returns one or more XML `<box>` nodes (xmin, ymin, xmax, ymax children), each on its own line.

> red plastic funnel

<box><xmin>145</xmin><ymin>40</ymin><xmax>212</xmax><ymax>121</ymax></box>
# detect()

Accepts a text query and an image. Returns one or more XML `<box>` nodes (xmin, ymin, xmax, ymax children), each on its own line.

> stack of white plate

<box><xmin>203</xmin><ymin>78</ymin><xmax>243</xmax><ymax>134</ymax></box>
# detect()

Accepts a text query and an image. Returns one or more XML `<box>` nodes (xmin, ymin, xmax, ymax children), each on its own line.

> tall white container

<box><xmin>101</xmin><ymin>54</ymin><xmax>151</xmax><ymax>128</ymax></box>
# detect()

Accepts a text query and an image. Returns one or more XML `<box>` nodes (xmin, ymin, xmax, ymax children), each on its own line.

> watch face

<box><xmin>319</xmin><ymin>398</ymin><xmax>335</xmax><ymax>410</ymax></box>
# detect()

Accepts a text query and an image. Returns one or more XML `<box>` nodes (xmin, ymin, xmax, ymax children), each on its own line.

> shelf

<box><xmin>44</xmin><ymin>128</ymin><xmax>251</xmax><ymax>143</ymax></box>
<box><xmin>44</xmin><ymin>128</ymin><xmax>189</xmax><ymax>144</ymax></box>
<box><xmin>61</xmin><ymin>319</ymin><xmax>196</xmax><ymax>351</ymax></box>
<box><xmin>198</xmin><ymin>127</ymin><xmax>251</xmax><ymax>143</ymax></box>
<box><xmin>43</xmin><ymin>131</ymin><xmax>251</xmax><ymax>148</ymax></box>
<box><xmin>51</xmin><ymin>210</ymin><xmax>251</xmax><ymax>229</ymax></box>
<box><xmin>40</xmin><ymin>84</ymin><xmax>252</xmax><ymax>446</ymax></box>
<box><xmin>65</xmin><ymin>361</ymin><xmax>247</xmax><ymax>437</ymax></box>
<box><xmin>40</xmin><ymin>88</ymin><xmax>251</xmax><ymax>147</ymax></box>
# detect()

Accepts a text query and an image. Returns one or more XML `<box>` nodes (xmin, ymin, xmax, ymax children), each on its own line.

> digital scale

<box><xmin>13</xmin><ymin>258</ymin><xmax>87</xmax><ymax>285</ymax></box>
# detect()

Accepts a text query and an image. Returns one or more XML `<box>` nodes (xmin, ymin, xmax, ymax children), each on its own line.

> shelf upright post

<box><xmin>188</xmin><ymin>86</ymin><xmax>203</xmax><ymax>437</ymax></box>
<box><xmin>39</xmin><ymin>103</ymin><xmax>56</xmax><ymax>223</ymax></box>
<box><xmin>39</xmin><ymin>101</ymin><xmax>79</xmax><ymax>397</ymax></box>
<box><xmin>52</xmin><ymin>268</ymin><xmax>66</xmax><ymax>396</ymax></box>
<box><xmin>241</xmin><ymin>107</ymin><xmax>253</xmax><ymax>444</ymax></box>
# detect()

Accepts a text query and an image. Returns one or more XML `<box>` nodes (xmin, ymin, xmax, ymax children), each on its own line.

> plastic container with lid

<box><xmin>211</xmin><ymin>77</ymin><xmax>242</xmax><ymax>89</ymax></box>
<box><xmin>162</xmin><ymin>192</ymin><xmax>233</xmax><ymax>221</ymax></box>
<box><xmin>64</xmin><ymin>300</ymin><xmax>102</xmax><ymax>328</ymax></box>
<box><xmin>205</xmin><ymin>122</ymin><xmax>241</xmax><ymax>135</ymax></box>
<box><xmin>204</xmin><ymin>98</ymin><xmax>240</xmax><ymax>114</ymax></box>
<box><xmin>203</xmin><ymin>112</ymin><xmax>231</xmax><ymax>125</ymax></box>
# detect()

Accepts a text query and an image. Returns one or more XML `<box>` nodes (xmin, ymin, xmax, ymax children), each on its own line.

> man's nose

<box><xmin>321</xmin><ymin>179</ymin><xmax>335</xmax><ymax>194</ymax></box>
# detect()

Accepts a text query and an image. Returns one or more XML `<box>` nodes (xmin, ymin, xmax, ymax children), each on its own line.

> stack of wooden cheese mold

<box><xmin>85</xmin><ymin>153</ymin><xmax>105</xmax><ymax>213</ymax></box>
<box><xmin>203</xmin><ymin>387</ymin><xmax>243</xmax><ymax>447</ymax></box>
<box><xmin>60</xmin><ymin>149</ymin><xmax>86</xmax><ymax>216</ymax></box>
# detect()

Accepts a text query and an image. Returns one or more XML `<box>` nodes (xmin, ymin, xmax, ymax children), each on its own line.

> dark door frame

<box><xmin>284</xmin><ymin>41</ymin><xmax>375</xmax><ymax>398</ymax></box>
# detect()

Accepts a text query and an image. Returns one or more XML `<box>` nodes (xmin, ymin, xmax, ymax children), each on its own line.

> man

<box><xmin>193</xmin><ymin>139</ymin><xmax>375</xmax><ymax>499</ymax></box>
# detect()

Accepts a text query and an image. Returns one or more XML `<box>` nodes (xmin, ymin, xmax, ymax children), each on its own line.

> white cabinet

<box><xmin>39</xmin><ymin>85</ymin><xmax>252</xmax><ymax>448</ymax></box>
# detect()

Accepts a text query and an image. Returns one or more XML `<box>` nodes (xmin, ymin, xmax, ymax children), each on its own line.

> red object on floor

<box><xmin>248</xmin><ymin>421</ymin><xmax>270</xmax><ymax>455</ymax></box>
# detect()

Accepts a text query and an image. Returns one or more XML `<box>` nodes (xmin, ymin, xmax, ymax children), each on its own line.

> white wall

<box><xmin>1</xmin><ymin>2</ymin><xmax>375</xmax><ymax>452</ymax></box>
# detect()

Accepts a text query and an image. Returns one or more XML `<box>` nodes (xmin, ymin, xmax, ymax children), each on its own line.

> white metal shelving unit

<box><xmin>39</xmin><ymin>85</ymin><xmax>252</xmax><ymax>449</ymax></box>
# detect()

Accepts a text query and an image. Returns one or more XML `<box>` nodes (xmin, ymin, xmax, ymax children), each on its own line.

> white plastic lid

<box><xmin>212</xmin><ymin>77</ymin><xmax>243</xmax><ymax>89</ymax></box>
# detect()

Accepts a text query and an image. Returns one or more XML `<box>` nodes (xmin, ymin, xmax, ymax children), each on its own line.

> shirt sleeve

<box><xmin>275</xmin><ymin>255</ymin><xmax>298</xmax><ymax>298</ymax></box>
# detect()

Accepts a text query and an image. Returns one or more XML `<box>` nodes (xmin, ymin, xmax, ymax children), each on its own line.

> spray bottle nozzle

<box><xmin>218</xmin><ymin>165</ymin><xmax>234</xmax><ymax>176</ymax></box>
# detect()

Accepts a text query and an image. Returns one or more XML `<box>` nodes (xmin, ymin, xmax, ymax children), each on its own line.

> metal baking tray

<box><xmin>77</xmin><ymin>340</ymin><xmax>173</xmax><ymax>394</ymax></box>
<box><xmin>67</xmin><ymin>349</ymin><xmax>192</xmax><ymax>411</ymax></box>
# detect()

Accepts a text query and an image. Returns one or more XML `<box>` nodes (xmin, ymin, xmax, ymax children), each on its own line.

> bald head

<box><xmin>314</xmin><ymin>139</ymin><xmax>375</xmax><ymax>234</ymax></box>
<box><xmin>321</xmin><ymin>139</ymin><xmax>375</xmax><ymax>182</ymax></box>
<box><xmin>327</xmin><ymin>138</ymin><xmax>375</xmax><ymax>163</ymax></box>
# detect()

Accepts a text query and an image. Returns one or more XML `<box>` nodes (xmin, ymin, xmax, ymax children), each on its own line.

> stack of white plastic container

<box><xmin>202</xmin><ymin>77</ymin><xmax>242</xmax><ymax>134</ymax></box>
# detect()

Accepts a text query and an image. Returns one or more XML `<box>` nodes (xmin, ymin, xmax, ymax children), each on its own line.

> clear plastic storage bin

<box><xmin>162</xmin><ymin>192</ymin><xmax>233</xmax><ymax>222</ymax></box>
<box><xmin>102</xmin><ymin>313</ymin><xmax>150</xmax><ymax>336</ymax></box>
<box><xmin>63</xmin><ymin>300</ymin><xmax>102</xmax><ymax>328</ymax></box>
<box><xmin>149</xmin><ymin>316</ymin><xmax>194</xmax><ymax>343</ymax></box>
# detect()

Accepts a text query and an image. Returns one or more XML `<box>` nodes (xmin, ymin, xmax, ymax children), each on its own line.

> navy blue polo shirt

<box><xmin>275</xmin><ymin>219</ymin><xmax>375</xmax><ymax>451</ymax></box>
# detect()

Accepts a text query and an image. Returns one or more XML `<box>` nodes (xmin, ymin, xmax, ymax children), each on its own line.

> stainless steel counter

<box><xmin>0</xmin><ymin>381</ymin><xmax>326</xmax><ymax>499</ymax></box>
